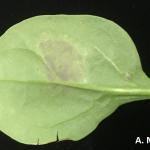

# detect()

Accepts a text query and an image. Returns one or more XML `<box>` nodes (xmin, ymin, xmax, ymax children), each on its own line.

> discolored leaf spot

<box><xmin>40</xmin><ymin>40</ymin><xmax>85</xmax><ymax>82</ymax></box>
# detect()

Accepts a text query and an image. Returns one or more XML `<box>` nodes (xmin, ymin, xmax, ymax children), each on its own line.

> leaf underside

<box><xmin>0</xmin><ymin>15</ymin><xmax>150</xmax><ymax>145</ymax></box>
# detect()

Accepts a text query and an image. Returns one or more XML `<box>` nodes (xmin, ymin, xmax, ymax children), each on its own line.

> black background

<box><xmin>0</xmin><ymin>0</ymin><xmax>150</xmax><ymax>150</ymax></box>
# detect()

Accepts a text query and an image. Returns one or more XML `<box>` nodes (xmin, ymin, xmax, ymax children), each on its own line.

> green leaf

<box><xmin>0</xmin><ymin>15</ymin><xmax>150</xmax><ymax>145</ymax></box>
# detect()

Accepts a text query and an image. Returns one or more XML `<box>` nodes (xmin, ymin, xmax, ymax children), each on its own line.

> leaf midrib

<box><xmin>1</xmin><ymin>79</ymin><xmax>150</xmax><ymax>97</ymax></box>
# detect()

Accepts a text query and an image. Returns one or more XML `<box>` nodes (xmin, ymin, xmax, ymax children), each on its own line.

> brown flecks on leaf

<box><xmin>37</xmin><ymin>138</ymin><xmax>39</xmax><ymax>145</ymax></box>
<box><xmin>56</xmin><ymin>131</ymin><xmax>59</xmax><ymax>142</ymax></box>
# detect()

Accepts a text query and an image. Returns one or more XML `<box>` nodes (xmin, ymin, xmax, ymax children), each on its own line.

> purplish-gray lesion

<box><xmin>39</xmin><ymin>40</ymin><xmax>85</xmax><ymax>82</ymax></box>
